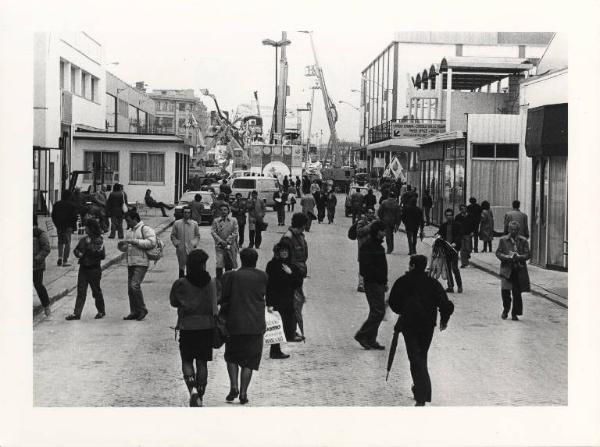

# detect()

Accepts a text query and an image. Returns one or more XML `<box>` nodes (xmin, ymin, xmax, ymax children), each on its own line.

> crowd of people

<box><xmin>33</xmin><ymin>174</ymin><xmax>533</xmax><ymax>408</ymax></box>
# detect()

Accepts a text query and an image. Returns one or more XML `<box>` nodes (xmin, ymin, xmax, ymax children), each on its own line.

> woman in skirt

<box><xmin>170</xmin><ymin>249</ymin><xmax>218</xmax><ymax>407</ymax></box>
<box><xmin>220</xmin><ymin>248</ymin><xmax>268</xmax><ymax>404</ymax></box>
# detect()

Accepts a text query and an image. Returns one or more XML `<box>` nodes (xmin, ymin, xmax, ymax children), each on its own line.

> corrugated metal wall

<box><xmin>468</xmin><ymin>114</ymin><xmax>521</xmax><ymax>143</ymax></box>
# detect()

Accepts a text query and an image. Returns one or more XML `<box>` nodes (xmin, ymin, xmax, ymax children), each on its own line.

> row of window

<box><xmin>105</xmin><ymin>94</ymin><xmax>150</xmax><ymax>133</ymax></box>
<box><xmin>83</xmin><ymin>151</ymin><xmax>165</xmax><ymax>183</ymax></box>
<box><xmin>59</xmin><ymin>59</ymin><xmax>100</xmax><ymax>103</ymax></box>
<box><xmin>472</xmin><ymin>143</ymin><xmax>519</xmax><ymax>159</ymax></box>
<box><xmin>155</xmin><ymin>101</ymin><xmax>196</xmax><ymax>112</ymax></box>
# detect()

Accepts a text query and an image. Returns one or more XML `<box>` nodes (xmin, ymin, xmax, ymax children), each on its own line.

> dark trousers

<box><xmin>472</xmin><ymin>231</ymin><xmax>479</xmax><ymax>253</ymax></box>
<box><xmin>57</xmin><ymin>228</ymin><xmax>72</xmax><ymax>262</ymax></box>
<box><xmin>248</xmin><ymin>227</ymin><xmax>262</xmax><ymax>248</ymax></box>
<box><xmin>305</xmin><ymin>215</ymin><xmax>313</xmax><ymax>231</ymax></box>
<box><xmin>74</xmin><ymin>266</ymin><xmax>104</xmax><ymax>316</ymax></box>
<box><xmin>445</xmin><ymin>252</ymin><xmax>462</xmax><ymax>290</ymax></box>
<box><xmin>317</xmin><ymin>206</ymin><xmax>325</xmax><ymax>223</ymax></box>
<box><xmin>33</xmin><ymin>269</ymin><xmax>50</xmax><ymax>308</ymax></box>
<box><xmin>502</xmin><ymin>270</ymin><xmax>523</xmax><ymax>316</ymax></box>
<box><xmin>238</xmin><ymin>222</ymin><xmax>245</xmax><ymax>246</ymax></box>
<box><xmin>403</xmin><ymin>329</ymin><xmax>434</xmax><ymax>403</ymax></box>
<box><xmin>327</xmin><ymin>207</ymin><xmax>335</xmax><ymax>223</ymax></box>
<box><xmin>384</xmin><ymin>224</ymin><xmax>394</xmax><ymax>253</ymax></box>
<box><xmin>482</xmin><ymin>240</ymin><xmax>493</xmax><ymax>252</ymax></box>
<box><xmin>109</xmin><ymin>216</ymin><xmax>124</xmax><ymax>239</ymax></box>
<box><xmin>270</xmin><ymin>308</ymin><xmax>296</xmax><ymax>355</ymax></box>
<box><xmin>406</xmin><ymin>230</ymin><xmax>418</xmax><ymax>255</ymax></box>
<box><xmin>460</xmin><ymin>235</ymin><xmax>472</xmax><ymax>266</ymax></box>
<box><xmin>277</xmin><ymin>207</ymin><xmax>285</xmax><ymax>225</ymax></box>
<box><xmin>127</xmin><ymin>265</ymin><xmax>148</xmax><ymax>316</ymax></box>
<box><xmin>150</xmin><ymin>202</ymin><xmax>169</xmax><ymax>216</ymax></box>
<box><xmin>351</xmin><ymin>209</ymin><xmax>361</xmax><ymax>224</ymax></box>
<box><xmin>355</xmin><ymin>282</ymin><xmax>386</xmax><ymax>343</ymax></box>
<box><xmin>424</xmin><ymin>207</ymin><xmax>431</xmax><ymax>225</ymax></box>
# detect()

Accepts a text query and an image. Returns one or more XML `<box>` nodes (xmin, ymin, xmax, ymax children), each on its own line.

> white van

<box><xmin>231</xmin><ymin>176</ymin><xmax>280</xmax><ymax>207</ymax></box>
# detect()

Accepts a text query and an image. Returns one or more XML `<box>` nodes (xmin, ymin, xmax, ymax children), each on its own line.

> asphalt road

<box><xmin>33</xmin><ymin>196</ymin><xmax>567</xmax><ymax>407</ymax></box>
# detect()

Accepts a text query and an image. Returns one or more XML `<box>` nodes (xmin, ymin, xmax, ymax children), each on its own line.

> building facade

<box><xmin>105</xmin><ymin>73</ymin><xmax>156</xmax><ymax>134</ymax></box>
<box><xmin>34</xmin><ymin>32</ymin><xmax>106</xmax><ymax>213</ymax></box>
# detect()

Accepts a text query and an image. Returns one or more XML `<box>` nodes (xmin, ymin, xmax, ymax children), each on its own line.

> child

<box><xmin>66</xmin><ymin>219</ymin><xmax>106</xmax><ymax>320</ymax></box>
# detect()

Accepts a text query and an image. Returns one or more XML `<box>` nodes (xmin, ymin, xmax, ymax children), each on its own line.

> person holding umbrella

<box><xmin>387</xmin><ymin>255</ymin><xmax>454</xmax><ymax>406</ymax></box>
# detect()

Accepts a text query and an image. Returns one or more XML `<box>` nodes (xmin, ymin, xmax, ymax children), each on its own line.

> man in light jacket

<box><xmin>503</xmin><ymin>200</ymin><xmax>530</xmax><ymax>239</ymax></box>
<box><xmin>118</xmin><ymin>209</ymin><xmax>157</xmax><ymax>321</ymax></box>
<box><xmin>247</xmin><ymin>190</ymin><xmax>266</xmax><ymax>249</ymax></box>
<box><xmin>211</xmin><ymin>203</ymin><xmax>239</xmax><ymax>281</ymax></box>
<box><xmin>171</xmin><ymin>206</ymin><xmax>200</xmax><ymax>278</ymax></box>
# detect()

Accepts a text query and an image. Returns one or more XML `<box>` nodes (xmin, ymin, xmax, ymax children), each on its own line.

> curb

<box><xmin>399</xmin><ymin>227</ymin><xmax>568</xmax><ymax>309</ymax></box>
<box><xmin>33</xmin><ymin>220</ymin><xmax>174</xmax><ymax>317</ymax></box>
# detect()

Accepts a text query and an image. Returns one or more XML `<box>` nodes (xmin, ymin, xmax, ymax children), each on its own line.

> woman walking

<box><xmin>479</xmin><ymin>200</ymin><xmax>495</xmax><ymax>252</ymax></box>
<box><xmin>220</xmin><ymin>248</ymin><xmax>268</xmax><ymax>405</ymax></box>
<box><xmin>266</xmin><ymin>241</ymin><xmax>303</xmax><ymax>359</ymax></box>
<box><xmin>66</xmin><ymin>219</ymin><xmax>106</xmax><ymax>320</ymax></box>
<box><xmin>170</xmin><ymin>249</ymin><xmax>217</xmax><ymax>407</ymax></box>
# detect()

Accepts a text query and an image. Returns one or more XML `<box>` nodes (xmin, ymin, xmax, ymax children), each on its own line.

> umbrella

<box><xmin>386</xmin><ymin>319</ymin><xmax>402</xmax><ymax>381</ymax></box>
<box><xmin>293</xmin><ymin>289</ymin><xmax>306</xmax><ymax>342</ymax></box>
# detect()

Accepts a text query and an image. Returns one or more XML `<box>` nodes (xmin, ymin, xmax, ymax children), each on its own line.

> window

<box><xmin>179</xmin><ymin>102</ymin><xmax>186</xmax><ymax>111</ymax></box>
<box><xmin>83</xmin><ymin>151</ymin><xmax>119</xmax><ymax>182</ymax></box>
<box><xmin>155</xmin><ymin>101</ymin><xmax>161</xmax><ymax>111</ymax></box>
<box><xmin>60</xmin><ymin>60</ymin><xmax>65</xmax><ymax>90</ymax></box>
<box><xmin>130</xmin><ymin>153</ymin><xmax>165</xmax><ymax>183</ymax></box>
<box><xmin>118</xmin><ymin>99</ymin><xmax>128</xmax><ymax>117</ymax></box>
<box><xmin>128</xmin><ymin>105</ymin><xmax>139</xmax><ymax>132</ymax></box>
<box><xmin>472</xmin><ymin>143</ymin><xmax>519</xmax><ymax>159</ymax></box>
<box><xmin>105</xmin><ymin>93</ymin><xmax>117</xmax><ymax>132</ymax></box>
<box><xmin>70</xmin><ymin>66</ymin><xmax>77</xmax><ymax>94</ymax></box>
<box><xmin>91</xmin><ymin>77</ymin><xmax>99</xmax><ymax>102</ymax></box>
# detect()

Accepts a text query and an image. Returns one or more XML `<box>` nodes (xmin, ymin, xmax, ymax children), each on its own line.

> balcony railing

<box><xmin>368</xmin><ymin>119</ymin><xmax>446</xmax><ymax>144</ymax></box>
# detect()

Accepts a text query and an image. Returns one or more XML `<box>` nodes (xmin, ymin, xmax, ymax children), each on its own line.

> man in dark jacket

<box><xmin>51</xmin><ymin>190</ymin><xmax>79</xmax><ymax>266</ymax></box>
<box><xmin>220</xmin><ymin>179</ymin><xmax>232</xmax><ymax>200</ymax></box>
<box><xmin>106</xmin><ymin>183</ymin><xmax>128</xmax><ymax>239</ymax></box>
<box><xmin>230</xmin><ymin>193</ymin><xmax>248</xmax><ymax>246</ymax></box>
<box><xmin>273</xmin><ymin>187</ymin><xmax>288</xmax><ymax>226</ymax></box>
<box><xmin>466</xmin><ymin>197</ymin><xmax>483</xmax><ymax>253</ymax></box>
<box><xmin>355</xmin><ymin>220</ymin><xmax>388</xmax><ymax>350</ymax></box>
<box><xmin>388</xmin><ymin>254</ymin><xmax>454</xmax><ymax>406</ymax></box>
<box><xmin>364</xmin><ymin>189</ymin><xmax>377</xmax><ymax>211</ymax></box>
<box><xmin>401</xmin><ymin>198</ymin><xmax>425</xmax><ymax>255</ymax></box>
<box><xmin>349</xmin><ymin>188</ymin><xmax>364</xmax><ymax>224</ymax></box>
<box><xmin>455</xmin><ymin>204</ymin><xmax>477</xmax><ymax>268</ymax></box>
<box><xmin>437</xmin><ymin>208</ymin><xmax>463</xmax><ymax>293</ymax></box>
<box><xmin>422</xmin><ymin>189</ymin><xmax>433</xmax><ymax>226</ymax></box>
<box><xmin>378</xmin><ymin>192</ymin><xmax>401</xmax><ymax>254</ymax></box>
<box><xmin>503</xmin><ymin>200</ymin><xmax>530</xmax><ymax>239</ymax></box>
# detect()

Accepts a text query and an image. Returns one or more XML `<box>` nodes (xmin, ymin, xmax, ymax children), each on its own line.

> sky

<box><xmin>94</xmin><ymin>30</ymin><xmax>393</xmax><ymax>143</ymax></box>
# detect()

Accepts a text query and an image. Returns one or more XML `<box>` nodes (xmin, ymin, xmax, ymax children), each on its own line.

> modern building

<box><xmin>34</xmin><ymin>32</ymin><xmax>106</xmax><ymax>213</ymax></box>
<box><xmin>520</xmin><ymin>34</ymin><xmax>568</xmax><ymax>270</ymax></box>
<box><xmin>148</xmin><ymin>89</ymin><xmax>209</xmax><ymax>153</ymax></box>
<box><xmin>105</xmin><ymin>72</ymin><xmax>155</xmax><ymax>134</ymax></box>
<box><xmin>357</xmin><ymin>32</ymin><xmax>554</xmax><ymax>177</ymax></box>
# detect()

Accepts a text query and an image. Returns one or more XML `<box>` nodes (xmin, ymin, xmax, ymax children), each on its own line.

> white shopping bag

<box><xmin>264</xmin><ymin>310</ymin><xmax>286</xmax><ymax>345</ymax></box>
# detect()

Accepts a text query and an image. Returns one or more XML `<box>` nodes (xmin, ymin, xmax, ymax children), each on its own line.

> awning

<box><xmin>525</xmin><ymin>103</ymin><xmax>568</xmax><ymax>157</ymax></box>
<box><xmin>74</xmin><ymin>130</ymin><xmax>185</xmax><ymax>143</ymax></box>
<box><xmin>417</xmin><ymin>130</ymin><xmax>465</xmax><ymax>146</ymax></box>
<box><xmin>367</xmin><ymin>138</ymin><xmax>420</xmax><ymax>153</ymax></box>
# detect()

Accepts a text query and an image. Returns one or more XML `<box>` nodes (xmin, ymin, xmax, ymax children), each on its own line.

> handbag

<box><xmin>121</xmin><ymin>192</ymin><xmax>128</xmax><ymax>214</ymax></box>
<box><xmin>212</xmin><ymin>313</ymin><xmax>228</xmax><ymax>349</ymax></box>
<box><xmin>142</xmin><ymin>225</ymin><xmax>164</xmax><ymax>261</ymax></box>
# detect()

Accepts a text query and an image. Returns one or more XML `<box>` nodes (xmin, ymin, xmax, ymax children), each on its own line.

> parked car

<box><xmin>344</xmin><ymin>185</ymin><xmax>370</xmax><ymax>217</ymax></box>
<box><xmin>174</xmin><ymin>191</ymin><xmax>215</xmax><ymax>224</ymax></box>
<box><xmin>230</xmin><ymin>176</ymin><xmax>280</xmax><ymax>208</ymax></box>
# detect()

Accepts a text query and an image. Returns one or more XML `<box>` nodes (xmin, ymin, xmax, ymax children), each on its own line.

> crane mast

<box><xmin>304</xmin><ymin>31</ymin><xmax>339</xmax><ymax>168</ymax></box>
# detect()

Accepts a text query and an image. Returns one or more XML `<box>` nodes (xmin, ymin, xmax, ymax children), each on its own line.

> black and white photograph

<box><xmin>2</xmin><ymin>0</ymin><xmax>600</xmax><ymax>446</ymax></box>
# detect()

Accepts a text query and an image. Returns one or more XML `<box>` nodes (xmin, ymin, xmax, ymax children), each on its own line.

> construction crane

<box><xmin>299</xmin><ymin>31</ymin><xmax>340</xmax><ymax>168</ymax></box>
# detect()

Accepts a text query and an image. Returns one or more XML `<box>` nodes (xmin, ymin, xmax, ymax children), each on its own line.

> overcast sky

<box><xmin>95</xmin><ymin>30</ymin><xmax>393</xmax><ymax>143</ymax></box>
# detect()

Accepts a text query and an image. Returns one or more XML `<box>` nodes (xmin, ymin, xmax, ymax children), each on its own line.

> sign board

<box><xmin>391</xmin><ymin>122</ymin><xmax>446</xmax><ymax>138</ymax></box>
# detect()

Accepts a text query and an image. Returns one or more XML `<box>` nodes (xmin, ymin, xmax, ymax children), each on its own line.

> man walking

<box><xmin>388</xmin><ymin>255</ymin><xmax>454</xmax><ymax>406</ymax></box>
<box><xmin>171</xmin><ymin>206</ymin><xmax>200</xmax><ymax>278</ymax></box>
<box><xmin>33</xmin><ymin>214</ymin><xmax>52</xmax><ymax>316</ymax></box>
<box><xmin>118</xmin><ymin>210</ymin><xmax>157</xmax><ymax>321</ymax></box>
<box><xmin>422</xmin><ymin>189</ymin><xmax>433</xmax><ymax>226</ymax></box>
<box><xmin>189</xmin><ymin>193</ymin><xmax>204</xmax><ymax>225</ymax></box>
<box><xmin>467</xmin><ymin>197</ymin><xmax>483</xmax><ymax>252</ymax></box>
<box><xmin>401</xmin><ymin>198</ymin><xmax>425</xmax><ymax>255</ymax></box>
<box><xmin>220</xmin><ymin>179</ymin><xmax>232</xmax><ymax>201</ymax></box>
<box><xmin>355</xmin><ymin>208</ymin><xmax>376</xmax><ymax>292</ymax></box>
<box><xmin>106</xmin><ymin>183</ymin><xmax>128</xmax><ymax>239</ymax></box>
<box><xmin>378</xmin><ymin>192</ymin><xmax>401</xmax><ymax>254</ymax></box>
<box><xmin>355</xmin><ymin>220</ymin><xmax>388</xmax><ymax>350</ymax></box>
<box><xmin>436</xmin><ymin>209</ymin><xmax>463</xmax><ymax>293</ymax></box>
<box><xmin>349</xmin><ymin>188</ymin><xmax>364</xmax><ymax>224</ymax></box>
<box><xmin>364</xmin><ymin>188</ymin><xmax>377</xmax><ymax>211</ymax></box>
<box><xmin>273</xmin><ymin>187</ymin><xmax>288</xmax><ymax>226</ymax></box>
<box><xmin>247</xmin><ymin>190</ymin><xmax>266</xmax><ymax>249</ymax></box>
<box><xmin>496</xmin><ymin>221</ymin><xmax>531</xmax><ymax>321</ymax></box>
<box><xmin>300</xmin><ymin>192</ymin><xmax>316</xmax><ymax>232</ymax></box>
<box><xmin>455</xmin><ymin>204</ymin><xmax>477</xmax><ymax>268</ymax></box>
<box><xmin>281</xmin><ymin>213</ymin><xmax>309</xmax><ymax>342</ymax></box>
<box><xmin>230</xmin><ymin>193</ymin><xmax>247</xmax><ymax>247</ymax></box>
<box><xmin>51</xmin><ymin>190</ymin><xmax>78</xmax><ymax>267</ymax></box>
<box><xmin>211</xmin><ymin>203</ymin><xmax>239</xmax><ymax>281</ymax></box>
<box><xmin>504</xmin><ymin>200</ymin><xmax>530</xmax><ymax>239</ymax></box>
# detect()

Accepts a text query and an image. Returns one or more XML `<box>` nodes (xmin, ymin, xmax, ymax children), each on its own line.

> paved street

<box><xmin>33</xmin><ymin>196</ymin><xmax>567</xmax><ymax>407</ymax></box>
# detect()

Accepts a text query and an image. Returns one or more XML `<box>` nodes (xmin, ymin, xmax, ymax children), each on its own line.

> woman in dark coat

<box><xmin>326</xmin><ymin>190</ymin><xmax>337</xmax><ymax>224</ymax></box>
<box><xmin>105</xmin><ymin>183</ymin><xmax>128</xmax><ymax>239</ymax></box>
<box><xmin>170</xmin><ymin>249</ymin><xmax>218</xmax><ymax>407</ymax></box>
<box><xmin>479</xmin><ymin>200</ymin><xmax>495</xmax><ymax>252</ymax></box>
<box><xmin>221</xmin><ymin>248</ymin><xmax>268</xmax><ymax>405</ymax></box>
<box><xmin>266</xmin><ymin>241</ymin><xmax>304</xmax><ymax>359</ymax></box>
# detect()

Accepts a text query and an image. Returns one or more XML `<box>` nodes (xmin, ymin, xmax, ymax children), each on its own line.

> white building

<box><xmin>33</xmin><ymin>32</ymin><xmax>105</xmax><ymax>213</ymax></box>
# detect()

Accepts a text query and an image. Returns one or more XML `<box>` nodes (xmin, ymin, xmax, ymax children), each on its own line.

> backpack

<box><xmin>347</xmin><ymin>223</ymin><xmax>358</xmax><ymax>240</ymax></box>
<box><xmin>143</xmin><ymin>225</ymin><xmax>164</xmax><ymax>261</ymax></box>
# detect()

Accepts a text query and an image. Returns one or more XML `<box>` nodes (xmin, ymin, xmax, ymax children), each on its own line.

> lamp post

<box><xmin>262</xmin><ymin>35</ymin><xmax>291</xmax><ymax>144</ymax></box>
<box><xmin>338</xmin><ymin>100</ymin><xmax>359</xmax><ymax>111</ymax></box>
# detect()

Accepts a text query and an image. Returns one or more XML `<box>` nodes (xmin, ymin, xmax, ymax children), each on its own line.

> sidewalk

<box><xmin>33</xmin><ymin>214</ymin><xmax>174</xmax><ymax>315</ymax></box>
<box><xmin>418</xmin><ymin>225</ymin><xmax>568</xmax><ymax>308</ymax></box>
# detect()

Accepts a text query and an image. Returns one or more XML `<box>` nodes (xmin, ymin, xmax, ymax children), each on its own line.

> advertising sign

<box><xmin>391</xmin><ymin>122</ymin><xmax>446</xmax><ymax>138</ymax></box>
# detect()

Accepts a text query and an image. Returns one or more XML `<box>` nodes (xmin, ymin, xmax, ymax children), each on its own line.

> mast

<box><xmin>276</xmin><ymin>31</ymin><xmax>289</xmax><ymax>144</ymax></box>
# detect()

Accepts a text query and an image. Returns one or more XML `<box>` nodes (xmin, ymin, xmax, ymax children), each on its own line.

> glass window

<box><xmin>81</xmin><ymin>72</ymin><xmax>87</xmax><ymax>98</ymax></box>
<box><xmin>130</xmin><ymin>153</ymin><xmax>147</xmax><ymax>182</ymax></box>
<box><xmin>473</xmin><ymin>144</ymin><xmax>494</xmax><ymax>158</ymax></box>
<box><xmin>496</xmin><ymin>144</ymin><xmax>519</xmax><ymax>159</ymax></box>
<box><xmin>138</xmin><ymin>110</ymin><xmax>146</xmax><ymax>132</ymax></box>
<box><xmin>128</xmin><ymin>105</ymin><xmax>138</xmax><ymax>132</ymax></box>
<box><xmin>60</xmin><ymin>61</ymin><xmax>65</xmax><ymax>90</ymax></box>
<box><xmin>130</xmin><ymin>153</ymin><xmax>165</xmax><ymax>183</ymax></box>
<box><xmin>179</xmin><ymin>103</ymin><xmax>186</xmax><ymax>111</ymax></box>
<box><xmin>105</xmin><ymin>94</ymin><xmax>117</xmax><ymax>132</ymax></box>
<box><xmin>70</xmin><ymin>67</ymin><xmax>76</xmax><ymax>94</ymax></box>
<box><xmin>83</xmin><ymin>151</ymin><xmax>119</xmax><ymax>183</ymax></box>
<box><xmin>118</xmin><ymin>99</ymin><xmax>128</xmax><ymax>117</ymax></box>
<box><xmin>148</xmin><ymin>153</ymin><xmax>165</xmax><ymax>182</ymax></box>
